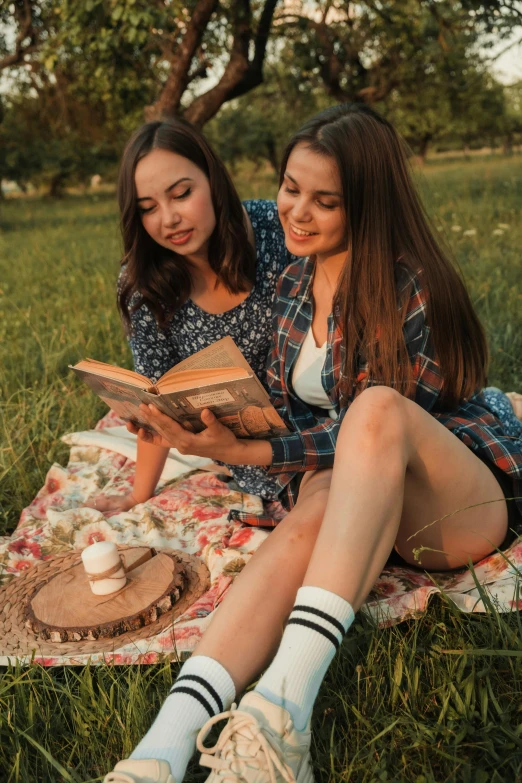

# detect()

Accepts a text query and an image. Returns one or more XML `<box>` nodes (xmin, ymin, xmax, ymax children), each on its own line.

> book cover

<box><xmin>71</xmin><ymin>337</ymin><xmax>289</xmax><ymax>439</ymax></box>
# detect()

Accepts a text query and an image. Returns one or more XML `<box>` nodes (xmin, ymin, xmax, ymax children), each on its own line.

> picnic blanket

<box><xmin>1</xmin><ymin>411</ymin><xmax>521</xmax><ymax>667</ymax></box>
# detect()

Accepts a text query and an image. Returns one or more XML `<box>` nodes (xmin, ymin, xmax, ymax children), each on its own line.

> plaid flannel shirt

<box><xmin>266</xmin><ymin>256</ymin><xmax>522</xmax><ymax>512</ymax></box>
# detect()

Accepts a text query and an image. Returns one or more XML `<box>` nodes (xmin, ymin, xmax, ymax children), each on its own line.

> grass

<box><xmin>1</xmin><ymin>156</ymin><xmax>522</xmax><ymax>781</ymax></box>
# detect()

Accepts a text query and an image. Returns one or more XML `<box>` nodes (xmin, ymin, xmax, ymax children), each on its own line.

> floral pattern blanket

<box><xmin>1</xmin><ymin>412</ymin><xmax>521</xmax><ymax>667</ymax></box>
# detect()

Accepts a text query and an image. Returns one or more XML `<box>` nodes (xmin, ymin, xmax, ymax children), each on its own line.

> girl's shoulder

<box><xmin>394</xmin><ymin>260</ymin><xmax>430</xmax><ymax>350</ymax></box>
<box><xmin>243</xmin><ymin>199</ymin><xmax>284</xmax><ymax>255</ymax></box>
<box><xmin>394</xmin><ymin>258</ymin><xmax>423</xmax><ymax>292</ymax></box>
<box><xmin>117</xmin><ymin>262</ymin><xmax>141</xmax><ymax>309</ymax></box>
<box><xmin>117</xmin><ymin>262</ymin><xmax>127</xmax><ymax>289</ymax></box>
<box><xmin>117</xmin><ymin>262</ymin><xmax>160</xmax><ymax>333</ymax></box>
<box><xmin>242</xmin><ymin>198</ymin><xmax>279</xmax><ymax>224</ymax></box>
<box><xmin>394</xmin><ymin>260</ymin><xmax>427</xmax><ymax>315</ymax></box>
<box><xmin>242</xmin><ymin>199</ymin><xmax>296</xmax><ymax>275</ymax></box>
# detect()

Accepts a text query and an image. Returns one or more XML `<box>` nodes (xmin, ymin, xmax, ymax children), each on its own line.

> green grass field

<box><xmin>1</xmin><ymin>157</ymin><xmax>522</xmax><ymax>782</ymax></box>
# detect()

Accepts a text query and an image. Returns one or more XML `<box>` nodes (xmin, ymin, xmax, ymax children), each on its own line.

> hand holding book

<box><xmin>129</xmin><ymin>405</ymin><xmax>273</xmax><ymax>467</ymax></box>
<box><xmin>70</xmin><ymin>337</ymin><xmax>288</xmax><ymax>440</ymax></box>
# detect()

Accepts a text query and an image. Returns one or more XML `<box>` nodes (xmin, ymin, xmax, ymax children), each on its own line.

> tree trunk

<box><xmin>184</xmin><ymin>50</ymin><xmax>250</xmax><ymax>127</ymax></box>
<box><xmin>503</xmin><ymin>132</ymin><xmax>513</xmax><ymax>156</ymax></box>
<box><xmin>48</xmin><ymin>172</ymin><xmax>67</xmax><ymax>198</ymax></box>
<box><xmin>147</xmin><ymin>0</ymin><xmax>278</xmax><ymax>128</ymax></box>
<box><xmin>185</xmin><ymin>0</ymin><xmax>252</xmax><ymax>127</ymax></box>
<box><xmin>416</xmin><ymin>133</ymin><xmax>432</xmax><ymax>163</ymax></box>
<box><xmin>145</xmin><ymin>0</ymin><xmax>219</xmax><ymax>121</ymax></box>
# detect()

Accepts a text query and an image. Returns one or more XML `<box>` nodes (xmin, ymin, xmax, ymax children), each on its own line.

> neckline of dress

<box><xmin>187</xmin><ymin>286</ymin><xmax>255</xmax><ymax>316</ymax></box>
<box><xmin>187</xmin><ymin>205</ymin><xmax>259</xmax><ymax>316</ymax></box>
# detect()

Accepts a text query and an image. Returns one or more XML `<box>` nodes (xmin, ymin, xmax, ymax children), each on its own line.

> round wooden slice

<box><xmin>0</xmin><ymin>548</ymin><xmax>210</xmax><ymax>661</ymax></box>
<box><xmin>24</xmin><ymin>547</ymin><xmax>186</xmax><ymax>643</ymax></box>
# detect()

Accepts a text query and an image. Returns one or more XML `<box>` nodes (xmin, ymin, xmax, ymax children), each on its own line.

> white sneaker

<box><xmin>197</xmin><ymin>692</ymin><xmax>314</xmax><ymax>783</ymax></box>
<box><xmin>103</xmin><ymin>758</ymin><xmax>176</xmax><ymax>783</ymax></box>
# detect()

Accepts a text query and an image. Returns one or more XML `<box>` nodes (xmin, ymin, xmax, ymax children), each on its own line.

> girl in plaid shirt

<box><xmin>107</xmin><ymin>106</ymin><xmax>522</xmax><ymax>783</ymax></box>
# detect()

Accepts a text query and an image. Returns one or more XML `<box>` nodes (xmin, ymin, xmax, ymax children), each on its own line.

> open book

<box><xmin>70</xmin><ymin>337</ymin><xmax>289</xmax><ymax>439</ymax></box>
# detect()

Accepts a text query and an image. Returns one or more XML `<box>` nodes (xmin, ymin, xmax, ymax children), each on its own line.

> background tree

<box><xmin>206</xmin><ymin>60</ymin><xmax>330</xmax><ymax>172</ymax></box>
<box><xmin>37</xmin><ymin>0</ymin><xmax>279</xmax><ymax>127</ymax></box>
<box><xmin>1</xmin><ymin>0</ymin><xmax>521</xmax><ymax>192</ymax></box>
<box><xmin>0</xmin><ymin>85</ymin><xmax>125</xmax><ymax>195</ymax></box>
<box><xmin>0</xmin><ymin>0</ymin><xmax>46</xmax><ymax>73</ymax></box>
<box><xmin>500</xmin><ymin>80</ymin><xmax>522</xmax><ymax>154</ymax></box>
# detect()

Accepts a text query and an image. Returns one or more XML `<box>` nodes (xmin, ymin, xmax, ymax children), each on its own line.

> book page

<box><xmin>156</xmin><ymin>366</ymin><xmax>250</xmax><ymax>394</ymax></box>
<box><xmin>161</xmin><ymin>337</ymin><xmax>252</xmax><ymax>378</ymax></box>
<box><xmin>72</xmin><ymin>360</ymin><xmax>151</xmax><ymax>388</ymax></box>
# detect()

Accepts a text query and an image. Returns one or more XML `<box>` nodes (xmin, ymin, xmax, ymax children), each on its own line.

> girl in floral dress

<box><xmin>104</xmin><ymin>104</ymin><xmax>522</xmax><ymax>783</ymax></box>
<box><xmin>87</xmin><ymin>118</ymin><xmax>297</xmax><ymax>515</ymax></box>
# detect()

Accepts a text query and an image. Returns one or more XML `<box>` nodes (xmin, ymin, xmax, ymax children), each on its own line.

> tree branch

<box><xmin>0</xmin><ymin>0</ymin><xmax>38</xmax><ymax>72</ymax></box>
<box><xmin>145</xmin><ymin>0</ymin><xmax>219</xmax><ymax>121</ymax></box>
<box><xmin>225</xmin><ymin>0</ymin><xmax>279</xmax><ymax>101</ymax></box>
<box><xmin>185</xmin><ymin>0</ymin><xmax>252</xmax><ymax>125</ymax></box>
<box><xmin>276</xmin><ymin>12</ymin><xmax>364</xmax><ymax>101</ymax></box>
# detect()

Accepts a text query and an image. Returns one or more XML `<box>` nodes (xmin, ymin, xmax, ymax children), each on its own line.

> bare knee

<box><xmin>338</xmin><ymin>386</ymin><xmax>408</xmax><ymax>449</ymax></box>
<box><xmin>346</xmin><ymin>385</ymin><xmax>405</xmax><ymax>425</ymax></box>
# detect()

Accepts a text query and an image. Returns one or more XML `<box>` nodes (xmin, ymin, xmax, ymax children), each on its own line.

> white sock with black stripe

<box><xmin>130</xmin><ymin>655</ymin><xmax>235</xmax><ymax>780</ymax></box>
<box><xmin>255</xmin><ymin>586</ymin><xmax>354</xmax><ymax>731</ymax></box>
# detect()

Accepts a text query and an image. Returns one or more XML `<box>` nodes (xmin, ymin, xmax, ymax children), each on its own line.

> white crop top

<box><xmin>292</xmin><ymin>328</ymin><xmax>338</xmax><ymax>419</ymax></box>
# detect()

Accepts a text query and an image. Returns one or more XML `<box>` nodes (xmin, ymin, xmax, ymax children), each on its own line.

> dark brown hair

<box><xmin>280</xmin><ymin>103</ymin><xmax>488</xmax><ymax>408</ymax></box>
<box><xmin>117</xmin><ymin>118</ymin><xmax>256</xmax><ymax>328</ymax></box>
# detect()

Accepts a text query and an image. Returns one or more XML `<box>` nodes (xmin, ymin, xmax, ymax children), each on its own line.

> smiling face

<box><xmin>134</xmin><ymin>147</ymin><xmax>216</xmax><ymax>258</ymax></box>
<box><xmin>277</xmin><ymin>143</ymin><xmax>347</xmax><ymax>261</ymax></box>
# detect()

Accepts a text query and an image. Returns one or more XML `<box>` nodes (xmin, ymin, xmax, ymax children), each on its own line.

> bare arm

<box><xmin>132</xmin><ymin>439</ymin><xmax>170</xmax><ymax>501</ymax></box>
<box><xmin>84</xmin><ymin>438</ymin><xmax>169</xmax><ymax>512</ymax></box>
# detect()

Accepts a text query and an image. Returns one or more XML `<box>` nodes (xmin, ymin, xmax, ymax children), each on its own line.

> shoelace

<box><xmin>197</xmin><ymin>705</ymin><xmax>296</xmax><ymax>783</ymax></box>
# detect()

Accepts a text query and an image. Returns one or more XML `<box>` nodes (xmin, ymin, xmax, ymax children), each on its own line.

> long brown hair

<box><xmin>280</xmin><ymin>104</ymin><xmax>488</xmax><ymax>408</ymax></box>
<box><xmin>117</xmin><ymin>118</ymin><xmax>256</xmax><ymax>329</ymax></box>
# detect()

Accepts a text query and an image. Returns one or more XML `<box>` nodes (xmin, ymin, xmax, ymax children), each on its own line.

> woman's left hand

<box><xmin>128</xmin><ymin>405</ymin><xmax>245</xmax><ymax>463</ymax></box>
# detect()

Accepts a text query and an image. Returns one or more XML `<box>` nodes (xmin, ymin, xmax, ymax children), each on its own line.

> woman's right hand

<box><xmin>83</xmin><ymin>492</ymin><xmax>142</xmax><ymax>514</ymax></box>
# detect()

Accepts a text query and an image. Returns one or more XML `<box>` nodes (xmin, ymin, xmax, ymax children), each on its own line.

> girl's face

<box><xmin>277</xmin><ymin>143</ymin><xmax>347</xmax><ymax>261</ymax></box>
<box><xmin>134</xmin><ymin>148</ymin><xmax>216</xmax><ymax>257</ymax></box>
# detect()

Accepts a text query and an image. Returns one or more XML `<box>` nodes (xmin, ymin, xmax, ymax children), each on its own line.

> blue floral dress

<box><xmin>121</xmin><ymin>199</ymin><xmax>297</xmax><ymax>499</ymax></box>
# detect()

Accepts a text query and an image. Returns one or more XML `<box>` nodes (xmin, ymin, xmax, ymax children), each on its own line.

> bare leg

<box><xmin>116</xmin><ymin>388</ymin><xmax>509</xmax><ymax>780</ymax></box>
<box><xmin>194</xmin><ymin>386</ymin><xmax>508</xmax><ymax>687</ymax></box>
<box><xmin>195</xmin><ymin>470</ymin><xmax>331</xmax><ymax>690</ymax></box>
<box><xmin>304</xmin><ymin>386</ymin><xmax>508</xmax><ymax>608</ymax></box>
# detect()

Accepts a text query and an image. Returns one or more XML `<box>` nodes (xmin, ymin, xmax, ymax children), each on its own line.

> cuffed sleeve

<box><xmin>269</xmin><ymin>432</ymin><xmax>306</xmax><ymax>472</ymax></box>
<box><xmin>269</xmin><ymin>413</ymin><xmax>345</xmax><ymax>474</ymax></box>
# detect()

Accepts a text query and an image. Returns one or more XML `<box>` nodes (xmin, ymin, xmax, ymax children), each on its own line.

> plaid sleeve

<box><xmin>268</xmin><ymin>414</ymin><xmax>345</xmax><ymax>473</ymax></box>
<box><xmin>266</xmin><ymin>272</ymin><xmax>292</xmax><ymax>423</ymax></box>
<box><xmin>266</xmin><ymin>320</ymin><xmax>287</xmax><ymax>421</ymax></box>
<box><xmin>399</xmin><ymin>265</ymin><xmax>444</xmax><ymax>412</ymax></box>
